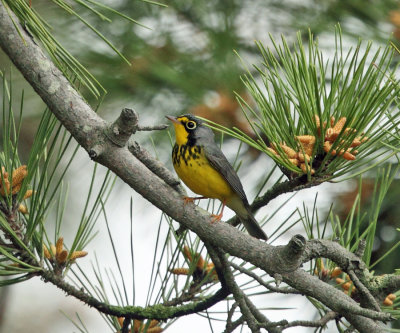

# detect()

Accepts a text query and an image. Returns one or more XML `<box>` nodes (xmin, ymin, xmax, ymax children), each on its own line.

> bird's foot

<box><xmin>210</xmin><ymin>200</ymin><xmax>226</xmax><ymax>223</ymax></box>
<box><xmin>183</xmin><ymin>196</ymin><xmax>207</xmax><ymax>205</ymax></box>
<box><xmin>210</xmin><ymin>212</ymin><xmax>223</xmax><ymax>223</ymax></box>
<box><xmin>183</xmin><ymin>196</ymin><xmax>195</xmax><ymax>205</ymax></box>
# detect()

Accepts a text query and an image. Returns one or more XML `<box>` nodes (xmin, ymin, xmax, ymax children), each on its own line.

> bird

<box><xmin>166</xmin><ymin>114</ymin><xmax>268</xmax><ymax>240</ymax></box>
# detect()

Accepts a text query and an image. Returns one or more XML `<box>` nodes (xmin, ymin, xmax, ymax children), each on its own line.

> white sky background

<box><xmin>0</xmin><ymin>1</ymin><xmax>397</xmax><ymax>333</ymax></box>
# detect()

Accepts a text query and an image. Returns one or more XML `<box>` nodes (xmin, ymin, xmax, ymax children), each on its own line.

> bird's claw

<box><xmin>210</xmin><ymin>213</ymin><xmax>223</xmax><ymax>223</ymax></box>
<box><xmin>183</xmin><ymin>196</ymin><xmax>195</xmax><ymax>205</ymax></box>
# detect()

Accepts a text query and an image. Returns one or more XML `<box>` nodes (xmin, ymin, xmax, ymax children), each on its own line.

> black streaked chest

<box><xmin>172</xmin><ymin>143</ymin><xmax>203</xmax><ymax>167</ymax></box>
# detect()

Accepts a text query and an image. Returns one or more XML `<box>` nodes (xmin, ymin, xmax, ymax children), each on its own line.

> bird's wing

<box><xmin>203</xmin><ymin>142</ymin><xmax>248</xmax><ymax>204</ymax></box>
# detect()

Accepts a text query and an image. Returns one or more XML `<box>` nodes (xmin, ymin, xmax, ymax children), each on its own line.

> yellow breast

<box><xmin>172</xmin><ymin>144</ymin><xmax>235</xmax><ymax>201</ymax></box>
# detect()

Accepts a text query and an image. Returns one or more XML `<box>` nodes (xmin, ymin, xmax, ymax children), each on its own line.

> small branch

<box><xmin>162</xmin><ymin>289</ymin><xmax>202</xmax><ymax>307</ymax></box>
<box><xmin>252</xmin><ymin>175</ymin><xmax>330</xmax><ymax>212</ymax></box>
<box><xmin>225</xmin><ymin>302</ymin><xmax>239</xmax><ymax>332</ymax></box>
<box><xmin>244</xmin><ymin>295</ymin><xmax>269</xmax><ymax>328</ymax></box>
<box><xmin>40</xmin><ymin>265</ymin><xmax>229</xmax><ymax>320</ymax></box>
<box><xmin>137</xmin><ymin>124</ymin><xmax>168</xmax><ymax>131</ymax></box>
<box><xmin>204</xmin><ymin>244</ymin><xmax>228</xmax><ymax>288</ymax></box>
<box><xmin>207</xmin><ymin>246</ymin><xmax>258</xmax><ymax>331</ymax></box>
<box><xmin>230</xmin><ymin>262</ymin><xmax>300</xmax><ymax>294</ymax></box>
<box><xmin>347</xmin><ymin>270</ymin><xmax>381</xmax><ymax>312</ymax></box>
<box><xmin>302</xmin><ymin>239</ymin><xmax>366</xmax><ymax>271</ymax></box>
<box><xmin>282</xmin><ymin>269</ymin><xmax>392</xmax><ymax>323</ymax></box>
<box><xmin>280</xmin><ymin>311</ymin><xmax>338</xmax><ymax>329</ymax></box>
<box><xmin>128</xmin><ymin>141</ymin><xmax>185</xmax><ymax>194</ymax></box>
<box><xmin>302</xmin><ymin>239</ymin><xmax>389</xmax><ymax>310</ymax></box>
<box><xmin>220</xmin><ymin>264</ymin><xmax>259</xmax><ymax>331</ymax></box>
<box><xmin>213</xmin><ymin>247</ymin><xmax>279</xmax><ymax>333</ymax></box>
<box><xmin>224</xmin><ymin>315</ymin><xmax>245</xmax><ymax>333</ymax></box>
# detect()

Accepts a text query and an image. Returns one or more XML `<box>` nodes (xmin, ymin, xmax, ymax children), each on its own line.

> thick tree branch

<box><xmin>0</xmin><ymin>4</ymin><xmax>393</xmax><ymax>332</ymax></box>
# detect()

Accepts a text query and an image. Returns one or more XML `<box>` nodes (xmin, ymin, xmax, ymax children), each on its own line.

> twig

<box><xmin>372</xmin><ymin>274</ymin><xmax>400</xmax><ymax>300</ymax></box>
<box><xmin>347</xmin><ymin>270</ymin><xmax>381</xmax><ymax>312</ymax></box>
<box><xmin>212</xmin><ymin>246</ymin><xmax>279</xmax><ymax>333</ymax></box>
<box><xmin>206</xmin><ymin>246</ymin><xmax>258</xmax><ymax>331</ymax></box>
<box><xmin>225</xmin><ymin>302</ymin><xmax>239</xmax><ymax>332</ymax></box>
<box><xmin>137</xmin><ymin>124</ymin><xmax>168</xmax><ymax>131</ymax></box>
<box><xmin>282</xmin><ymin>269</ymin><xmax>392</xmax><ymax>323</ymax></box>
<box><xmin>244</xmin><ymin>295</ymin><xmax>269</xmax><ymax>327</ymax></box>
<box><xmin>40</xmin><ymin>263</ymin><xmax>230</xmax><ymax>320</ymax></box>
<box><xmin>128</xmin><ymin>140</ymin><xmax>185</xmax><ymax>194</ymax></box>
<box><xmin>279</xmin><ymin>311</ymin><xmax>338</xmax><ymax>329</ymax></box>
<box><xmin>224</xmin><ymin>315</ymin><xmax>245</xmax><ymax>333</ymax></box>
<box><xmin>230</xmin><ymin>262</ymin><xmax>300</xmax><ymax>294</ymax></box>
<box><xmin>221</xmin><ymin>269</ymin><xmax>259</xmax><ymax>330</ymax></box>
<box><xmin>162</xmin><ymin>288</ymin><xmax>202</xmax><ymax>306</ymax></box>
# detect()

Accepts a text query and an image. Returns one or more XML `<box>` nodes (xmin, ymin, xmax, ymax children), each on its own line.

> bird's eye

<box><xmin>186</xmin><ymin>121</ymin><xmax>197</xmax><ymax>130</ymax></box>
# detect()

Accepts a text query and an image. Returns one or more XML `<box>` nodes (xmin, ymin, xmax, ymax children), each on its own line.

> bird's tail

<box><xmin>227</xmin><ymin>196</ymin><xmax>268</xmax><ymax>240</ymax></box>
<box><xmin>240</xmin><ymin>210</ymin><xmax>268</xmax><ymax>240</ymax></box>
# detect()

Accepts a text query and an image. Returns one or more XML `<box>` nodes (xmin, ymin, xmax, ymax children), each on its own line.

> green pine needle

<box><xmin>206</xmin><ymin>26</ymin><xmax>400</xmax><ymax>181</ymax></box>
<box><xmin>3</xmin><ymin>0</ymin><xmax>152</xmax><ymax>97</ymax></box>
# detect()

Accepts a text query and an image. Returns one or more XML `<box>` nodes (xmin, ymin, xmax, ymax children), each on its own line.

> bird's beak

<box><xmin>165</xmin><ymin>115</ymin><xmax>179</xmax><ymax>124</ymax></box>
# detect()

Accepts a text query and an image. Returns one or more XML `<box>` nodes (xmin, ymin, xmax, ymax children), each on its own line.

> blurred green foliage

<box><xmin>4</xmin><ymin>0</ymin><xmax>396</xmax><ymax>115</ymax></box>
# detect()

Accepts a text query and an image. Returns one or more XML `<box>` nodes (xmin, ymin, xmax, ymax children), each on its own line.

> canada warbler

<box><xmin>166</xmin><ymin>114</ymin><xmax>268</xmax><ymax>240</ymax></box>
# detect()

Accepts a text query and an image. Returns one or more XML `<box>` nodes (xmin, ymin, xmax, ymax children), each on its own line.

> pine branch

<box><xmin>0</xmin><ymin>4</ymin><xmax>394</xmax><ymax>332</ymax></box>
<box><xmin>41</xmin><ymin>265</ymin><xmax>230</xmax><ymax>320</ymax></box>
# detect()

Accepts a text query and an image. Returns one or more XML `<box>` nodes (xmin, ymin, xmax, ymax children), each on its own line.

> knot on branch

<box><xmin>285</xmin><ymin>234</ymin><xmax>306</xmax><ymax>255</ymax></box>
<box><xmin>355</xmin><ymin>239</ymin><xmax>367</xmax><ymax>258</ymax></box>
<box><xmin>270</xmin><ymin>235</ymin><xmax>306</xmax><ymax>273</ymax></box>
<box><xmin>105</xmin><ymin>108</ymin><xmax>169</xmax><ymax>148</ymax></box>
<box><xmin>105</xmin><ymin>108</ymin><xmax>139</xmax><ymax>147</ymax></box>
<box><xmin>88</xmin><ymin>144</ymin><xmax>104</xmax><ymax>160</ymax></box>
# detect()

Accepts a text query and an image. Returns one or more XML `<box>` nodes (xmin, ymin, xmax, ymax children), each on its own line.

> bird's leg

<box><xmin>211</xmin><ymin>200</ymin><xmax>226</xmax><ymax>223</ymax></box>
<box><xmin>183</xmin><ymin>196</ymin><xmax>207</xmax><ymax>205</ymax></box>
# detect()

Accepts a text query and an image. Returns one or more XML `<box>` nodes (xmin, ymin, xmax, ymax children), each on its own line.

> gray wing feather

<box><xmin>203</xmin><ymin>141</ymin><xmax>248</xmax><ymax>204</ymax></box>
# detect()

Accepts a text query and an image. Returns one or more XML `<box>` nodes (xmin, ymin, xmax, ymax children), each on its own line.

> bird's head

<box><xmin>166</xmin><ymin>114</ymin><xmax>210</xmax><ymax>146</ymax></box>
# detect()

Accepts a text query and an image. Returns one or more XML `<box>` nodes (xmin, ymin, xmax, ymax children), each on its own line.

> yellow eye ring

<box><xmin>186</xmin><ymin>121</ymin><xmax>197</xmax><ymax>130</ymax></box>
